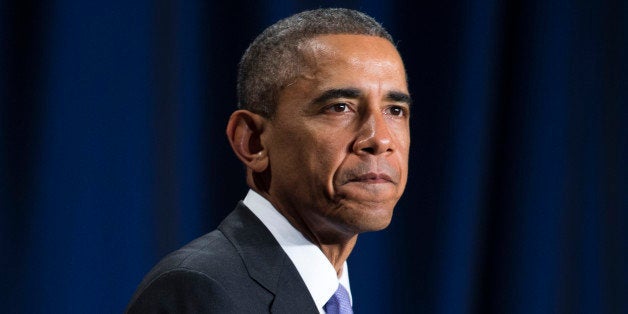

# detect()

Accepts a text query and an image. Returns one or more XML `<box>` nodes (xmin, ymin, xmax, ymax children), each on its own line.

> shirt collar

<box><xmin>243</xmin><ymin>189</ymin><xmax>352</xmax><ymax>313</ymax></box>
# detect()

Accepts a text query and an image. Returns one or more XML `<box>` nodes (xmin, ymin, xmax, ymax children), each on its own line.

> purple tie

<box><xmin>324</xmin><ymin>284</ymin><xmax>353</xmax><ymax>314</ymax></box>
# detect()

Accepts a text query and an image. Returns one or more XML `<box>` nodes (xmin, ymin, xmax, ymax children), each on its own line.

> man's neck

<box><xmin>318</xmin><ymin>239</ymin><xmax>357</xmax><ymax>276</ymax></box>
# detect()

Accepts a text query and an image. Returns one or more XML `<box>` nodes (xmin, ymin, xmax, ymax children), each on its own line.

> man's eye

<box><xmin>386</xmin><ymin>106</ymin><xmax>406</xmax><ymax>117</ymax></box>
<box><xmin>326</xmin><ymin>103</ymin><xmax>349</xmax><ymax>113</ymax></box>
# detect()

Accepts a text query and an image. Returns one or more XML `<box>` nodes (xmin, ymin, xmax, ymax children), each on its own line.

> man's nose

<box><xmin>352</xmin><ymin>109</ymin><xmax>394</xmax><ymax>155</ymax></box>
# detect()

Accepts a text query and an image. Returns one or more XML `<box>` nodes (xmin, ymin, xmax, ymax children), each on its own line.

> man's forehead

<box><xmin>295</xmin><ymin>35</ymin><xmax>405</xmax><ymax>77</ymax></box>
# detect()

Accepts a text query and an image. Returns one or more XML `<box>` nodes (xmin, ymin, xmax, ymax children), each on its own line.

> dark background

<box><xmin>1</xmin><ymin>0</ymin><xmax>626</xmax><ymax>313</ymax></box>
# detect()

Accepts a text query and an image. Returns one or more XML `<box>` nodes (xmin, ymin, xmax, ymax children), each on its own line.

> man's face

<box><xmin>263</xmin><ymin>34</ymin><xmax>410</xmax><ymax>239</ymax></box>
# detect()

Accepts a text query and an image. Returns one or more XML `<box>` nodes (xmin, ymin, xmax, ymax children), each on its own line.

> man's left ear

<box><xmin>225</xmin><ymin>109</ymin><xmax>269</xmax><ymax>173</ymax></box>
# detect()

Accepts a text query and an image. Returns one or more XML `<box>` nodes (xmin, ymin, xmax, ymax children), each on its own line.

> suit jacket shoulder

<box><xmin>126</xmin><ymin>203</ymin><xmax>318</xmax><ymax>314</ymax></box>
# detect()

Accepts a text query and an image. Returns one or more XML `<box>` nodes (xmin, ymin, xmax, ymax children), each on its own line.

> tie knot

<box><xmin>324</xmin><ymin>284</ymin><xmax>353</xmax><ymax>314</ymax></box>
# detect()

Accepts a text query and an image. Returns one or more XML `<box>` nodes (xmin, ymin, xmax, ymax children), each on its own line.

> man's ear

<box><xmin>226</xmin><ymin>110</ymin><xmax>269</xmax><ymax>173</ymax></box>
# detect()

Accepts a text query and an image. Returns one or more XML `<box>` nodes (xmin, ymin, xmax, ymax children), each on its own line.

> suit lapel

<box><xmin>218</xmin><ymin>202</ymin><xmax>318</xmax><ymax>313</ymax></box>
<box><xmin>269</xmin><ymin>258</ymin><xmax>321</xmax><ymax>313</ymax></box>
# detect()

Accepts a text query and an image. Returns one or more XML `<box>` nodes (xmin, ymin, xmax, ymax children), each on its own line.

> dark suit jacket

<box><xmin>126</xmin><ymin>202</ymin><xmax>319</xmax><ymax>313</ymax></box>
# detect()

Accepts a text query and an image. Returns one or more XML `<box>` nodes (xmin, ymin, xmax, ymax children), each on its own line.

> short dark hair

<box><xmin>237</xmin><ymin>8</ymin><xmax>394</xmax><ymax>117</ymax></box>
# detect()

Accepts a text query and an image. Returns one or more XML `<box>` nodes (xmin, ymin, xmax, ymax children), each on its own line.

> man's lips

<box><xmin>347</xmin><ymin>172</ymin><xmax>394</xmax><ymax>184</ymax></box>
<box><xmin>338</xmin><ymin>161</ymin><xmax>400</xmax><ymax>185</ymax></box>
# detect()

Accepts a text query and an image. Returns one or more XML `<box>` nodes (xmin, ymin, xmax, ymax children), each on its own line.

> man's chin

<box><xmin>336</xmin><ymin>202</ymin><xmax>396</xmax><ymax>233</ymax></box>
<box><xmin>351</xmin><ymin>216</ymin><xmax>394</xmax><ymax>234</ymax></box>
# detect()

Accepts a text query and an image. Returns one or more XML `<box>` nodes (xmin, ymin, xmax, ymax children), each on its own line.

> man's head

<box><xmin>227</xmin><ymin>8</ymin><xmax>410</xmax><ymax>243</ymax></box>
<box><xmin>237</xmin><ymin>8</ymin><xmax>394</xmax><ymax>118</ymax></box>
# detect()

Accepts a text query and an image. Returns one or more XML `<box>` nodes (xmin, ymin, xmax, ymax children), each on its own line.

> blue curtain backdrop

<box><xmin>1</xmin><ymin>0</ymin><xmax>626</xmax><ymax>313</ymax></box>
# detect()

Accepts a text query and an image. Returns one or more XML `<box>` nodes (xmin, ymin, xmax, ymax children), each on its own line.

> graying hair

<box><xmin>237</xmin><ymin>8</ymin><xmax>394</xmax><ymax>117</ymax></box>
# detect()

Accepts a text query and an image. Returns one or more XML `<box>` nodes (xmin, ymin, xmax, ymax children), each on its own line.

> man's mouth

<box><xmin>348</xmin><ymin>172</ymin><xmax>394</xmax><ymax>184</ymax></box>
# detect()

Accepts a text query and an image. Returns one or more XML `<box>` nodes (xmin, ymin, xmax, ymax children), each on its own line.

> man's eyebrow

<box><xmin>311</xmin><ymin>88</ymin><xmax>363</xmax><ymax>104</ymax></box>
<box><xmin>386</xmin><ymin>91</ymin><xmax>412</xmax><ymax>105</ymax></box>
<box><xmin>311</xmin><ymin>88</ymin><xmax>412</xmax><ymax>106</ymax></box>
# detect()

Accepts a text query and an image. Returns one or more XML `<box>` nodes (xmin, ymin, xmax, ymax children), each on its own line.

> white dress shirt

<box><xmin>243</xmin><ymin>189</ymin><xmax>352</xmax><ymax>314</ymax></box>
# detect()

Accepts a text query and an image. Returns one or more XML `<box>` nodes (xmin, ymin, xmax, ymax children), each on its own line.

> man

<box><xmin>127</xmin><ymin>8</ymin><xmax>410</xmax><ymax>313</ymax></box>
